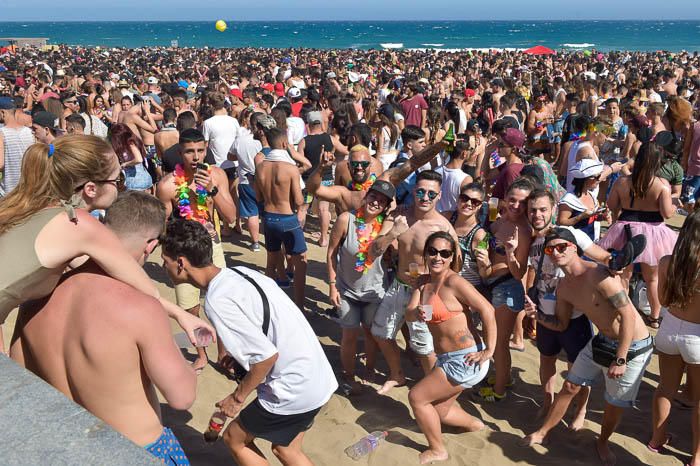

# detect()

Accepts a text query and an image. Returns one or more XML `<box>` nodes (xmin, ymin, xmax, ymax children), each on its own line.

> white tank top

<box><xmin>437</xmin><ymin>166</ymin><xmax>470</xmax><ymax>213</ymax></box>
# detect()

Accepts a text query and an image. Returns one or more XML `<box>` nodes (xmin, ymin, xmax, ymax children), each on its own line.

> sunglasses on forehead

<box><xmin>350</xmin><ymin>160</ymin><xmax>370</xmax><ymax>169</ymax></box>
<box><xmin>415</xmin><ymin>188</ymin><xmax>439</xmax><ymax>200</ymax></box>
<box><xmin>427</xmin><ymin>246</ymin><xmax>453</xmax><ymax>258</ymax></box>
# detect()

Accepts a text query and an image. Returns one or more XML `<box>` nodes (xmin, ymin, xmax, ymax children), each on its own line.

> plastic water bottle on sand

<box><xmin>344</xmin><ymin>431</ymin><xmax>388</xmax><ymax>460</ymax></box>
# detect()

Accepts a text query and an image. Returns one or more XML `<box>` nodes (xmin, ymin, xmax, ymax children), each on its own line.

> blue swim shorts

<box><xmin>263</xmin><ymin>212</ymin><xmax>307</xmax><ymax>255</ymax></box>
<box><xmin>144</xmin><ymin>427</ymin><xmax>189</xmax><ymax>465</ymax></box>
<box><xmin>238</xmin><ymin>182</ymin><xmax>259</xmax><ymax>218</ymax></box>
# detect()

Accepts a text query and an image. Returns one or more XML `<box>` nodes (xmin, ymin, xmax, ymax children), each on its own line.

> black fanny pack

<box><xmin>591</xmin><ymin>333</ymin><xmax>653</xmax><ymax>368</ymax></box>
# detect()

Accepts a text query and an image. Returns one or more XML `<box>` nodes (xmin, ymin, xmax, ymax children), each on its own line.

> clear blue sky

<box><xmin>2</xmin><ymin>0</ymin><xmax>699</xmax><ymax>21</ymax></box>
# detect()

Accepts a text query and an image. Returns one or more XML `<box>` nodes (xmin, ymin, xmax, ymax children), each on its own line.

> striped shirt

<box><xmin>0</xmin><ymin>126</ymin><xmax>34</xmax><ymax>197</ymax></box>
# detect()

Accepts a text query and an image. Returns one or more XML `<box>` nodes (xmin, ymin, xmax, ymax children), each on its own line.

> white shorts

<box><xmin>371</xmin><ymin>279</ymin><xmax>434</xmax><ymax>356</ymax></box>
<box><xmin>655</xmin><ymin>311</ymin><xmax>700</xmax><ymax>365</ymax></box>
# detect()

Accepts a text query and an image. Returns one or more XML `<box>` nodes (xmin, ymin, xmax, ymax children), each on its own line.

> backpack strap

<box><xmin>232</xmin><ymin>267</ymin><xmax>270</xmax><ymax>335</ymax></box>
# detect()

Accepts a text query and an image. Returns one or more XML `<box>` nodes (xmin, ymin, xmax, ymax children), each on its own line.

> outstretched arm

<box><xmin>378</xmin><ymin>142</ymin><xmax>446</xmax><ymax>186</ymax></box>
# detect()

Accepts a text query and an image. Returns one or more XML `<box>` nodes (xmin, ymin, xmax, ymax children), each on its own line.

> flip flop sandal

<box><xmin>608</xmin><ymin>233</ymin><xmax>647</xmax><ymax>272</ymax></box>
<box><xmin>647</xmin><ymin>317</ymin><xmax>663</xmax><ymax>329</ymax></box>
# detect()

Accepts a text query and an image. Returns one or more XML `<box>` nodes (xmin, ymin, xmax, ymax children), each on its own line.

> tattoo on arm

<box><xmin>607</xmin><ymin>291</ymin><xmax>631</xmax><ymax>309</ymax></box>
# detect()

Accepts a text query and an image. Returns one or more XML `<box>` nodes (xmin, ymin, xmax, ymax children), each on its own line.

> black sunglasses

<box><xmin>75</xmin><ymin>171</ymin><xmax>126</xmax><ymax>192</ymax></box>
<box><xmin>427</xmin><ymin>246</ymin><xmax>453</xmax><ymax>259</ymax></box>
<box><xmin>459</xmin><ymin>194</ymin><xmax>483</xmax><ymax>207</ymax></box>
<box><xmin>350</xmin><ymin>161</ymin><xmax>370</xmax><ymax>169</ymax></box>
<box><xmin>415</xmin><ymin>188</ymin><xmax>439</xmax><ymax>200</ymax></box>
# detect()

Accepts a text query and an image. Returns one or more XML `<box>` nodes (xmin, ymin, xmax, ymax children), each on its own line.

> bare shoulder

<box><xmin>157</xmin><ymin>172</ymin><xmax>176</xmax><ymax>194</ymax></box>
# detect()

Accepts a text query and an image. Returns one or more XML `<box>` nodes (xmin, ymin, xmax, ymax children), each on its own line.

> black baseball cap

<box><xmin>368</xmin><ymin>179</ymin><xmax>395</xmax><ymax>202</ymax></box>
<box><xmin>544</xmin><ymin>227</ymin><xmax>583</xmax><ymax>256</ymax></box>
<box><xmin>32</xmin><ymin>111</ymin><xmax>60</xmax><ymax>131</ymax></box>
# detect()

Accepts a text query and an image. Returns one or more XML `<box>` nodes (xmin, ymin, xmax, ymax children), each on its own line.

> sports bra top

<box><xmin>425</xmin><ymin>280</ymin><xmax>463</xmax><ymax>324</ymax></box>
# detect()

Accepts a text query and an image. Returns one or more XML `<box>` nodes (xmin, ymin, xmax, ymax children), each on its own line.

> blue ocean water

<box><xmin>0</xmin><ymin>21</ymin><xmax>699</xmax><ymax>51</ymax></box>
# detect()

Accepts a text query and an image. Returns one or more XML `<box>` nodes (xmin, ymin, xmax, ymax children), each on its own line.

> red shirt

<box><xmin>400</xmin><ymin>94</ymin><xmax>428</xmax><ymax>127</ymax></box>
<box><xmin>492</xmin><ymin>163</ymin><xmax>524</xmax><ymax>199</ymax></box>
<box><xmin>291</xmin><ymin>101</ymin><xmax>303</xmax><ymax>118</ymax></box>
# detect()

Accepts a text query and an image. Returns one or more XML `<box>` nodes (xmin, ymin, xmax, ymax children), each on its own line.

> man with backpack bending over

<box><xmin>160</xmin><ymin>219</ymin><xmax>337</xmax><ymax>466</ymax></box>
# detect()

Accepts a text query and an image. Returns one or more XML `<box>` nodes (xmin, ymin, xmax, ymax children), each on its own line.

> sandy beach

<box><xmin>3</xmin><ymin>214</ymin><xmax>691</xmax><ymax>466</ymax></box>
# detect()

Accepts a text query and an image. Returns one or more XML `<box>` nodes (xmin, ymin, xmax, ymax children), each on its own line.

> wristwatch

<box><xmin>615</xmin><ymin>357</ymin><xmax>627</xmax><ymax>366</ymax></box>
<box><xmin>208</xmin><ymin>187</ymin><xmax>219</xmax><ymax>197</ymax></box>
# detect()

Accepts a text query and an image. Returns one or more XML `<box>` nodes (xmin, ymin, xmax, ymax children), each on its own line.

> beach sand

<box><xmin>2</xmin><ymin>214</ymin><xmax>692</xmax><ymax>465</ymax></box>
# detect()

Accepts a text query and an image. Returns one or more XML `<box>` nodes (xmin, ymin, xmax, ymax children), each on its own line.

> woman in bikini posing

<box><xmin>407</xmin><ymin>231</ymin><xmax>496</xmax><ymax>465</ymax></box>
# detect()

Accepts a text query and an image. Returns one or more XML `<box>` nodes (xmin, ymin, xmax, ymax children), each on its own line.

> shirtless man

<box><xmin>156</xmin><ymin>128</ymin><xmax>236</xmax><ymax>372</ymax></box>
<box><xmin>154</xmin><ymin>107</ymin><xmax>179</xmax><ymax>160</ymax></box>
<box><xmin>307</xmin><ymin>140</ymin><xmax>445</xmax><ymax>214</ymax></box>
<box><xmin>255</xmin><ymin>127</ymin><xmax>307</xmax><ymax>310</ymax></box>
<box><xmin>521</xmin><ymin>228</ymin><xmax>653</xmax><ymax>466</ymax></box>
<box><xmin>10</xmin><ymin>191</ymin><xmax>196</xmax><ymax>464</ymax></box>
<box><xmin>369</xmin><ymin>170</ymin><xmax>460</xmax><ymax>394</ymax></box>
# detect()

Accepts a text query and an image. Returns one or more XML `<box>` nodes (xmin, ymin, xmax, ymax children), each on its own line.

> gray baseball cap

<box><xmin>306</xmin><ymin>111</ymin><xmax>323</xmax><ymax>125</ymax></box>
<box><xmin>368</xmin><ymin>179</ymin><xmax>396</xmax><ymax>201</ymax></box>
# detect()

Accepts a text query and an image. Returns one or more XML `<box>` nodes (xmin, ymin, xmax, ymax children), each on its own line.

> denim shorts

<box><xmin>488</xmin><ymin>276</ymin><xmax>525</xmax><ymax>312</ymax></box>
<box><xmin>537</xmin><ymin>315</ymin><xmax>594</xmax><ymax>363</ymax></box>
<box><xmin>682</xmin><ymin>175</ymin><xmax>700</xmax><ymax>204</ymax></box>
<box><xmin>238</xmin><ymin>182</ymin><xmax>259</xmax><ymax>218</ymax></box>
<box><xmin>337</xmin><ymin>295</ymin><xmax>381</xmax><ymax>329</ymax></box>
<box><xmin>435</xmin><ymin>345</ymin><xmax>489</xmax><ymax>388</ymax></box>
<box><xmin>124</xmin><ymin>164</ymin><xmax>153</xmax><ymax>191</ymax></box>
<box><xmin>371</xmin><ymin>279</ymin><xmax>434</xmax><ymax>355</ymax></box>
<box><xmin>263</xmin><ymin>212</ymin><xmax>307</xmax><ymax>255</ymax></box>
<box><xmin>548</xmin><ymin>118</ymin><xmax>565</xmax><ymax>144</ymax></box>
<box><xmin>655</xmin><ymin>311</ymin><xmax>700</xmax><ymax>365</ymax></box>
<box><xmin>567</xmin><ymin>333</ymin><xmax>653</xmax><ymax>408</ymax></box>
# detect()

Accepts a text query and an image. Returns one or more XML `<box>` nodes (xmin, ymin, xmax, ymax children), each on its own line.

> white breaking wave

<box><xmin>421</xmin><ymin>43</ymin><xmax>445</xmax><ymax>47</ymax></box>
<box><xmin>562</xmin><ymin>43</ymin><xmax>595</xmax><ymax>48</ymax></box>
<box><xmin>380</xmin><ymin>43</ymin><xmax>404</xmax><ymax>49</ymax></box>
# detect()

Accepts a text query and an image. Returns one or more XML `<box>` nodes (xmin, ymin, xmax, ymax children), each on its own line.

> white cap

<box><xmin>326</xmin><ymin>71</ymin><xmax>337</xmax><ymax>79</ymax></box>
<box><xmin>55</xmin><ymin>69</ymin><xmax>65</xmax><ymax>77</ymax></box>
<box><xmin>287</xmin><ymin>87</ymin><xmax>301</xmax><ymax>98</ymax></box>
<box><xmin>147</xmin><ymin>76</ymin><xmax>159</xmax><ymax>85</ymax></box>
<box><xmin>570</xmin><ymin>159</ymin><xmax>604</xmax><ymax>179</ymax></box>
<box><xmin>348</xmin><ymin>71</ymin><xmax>360</xmax><ymax>83</ymax></box>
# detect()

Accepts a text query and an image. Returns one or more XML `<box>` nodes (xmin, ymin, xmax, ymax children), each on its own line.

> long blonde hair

<box><xmin>0</xmin><ymin>134</ymin><xmax>115</xmax><ymax>234</ymax></box>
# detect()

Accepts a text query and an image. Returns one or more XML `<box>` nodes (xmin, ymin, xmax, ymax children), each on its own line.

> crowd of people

<box><xmin>2</xmin><ymin>43</ymin><xmax>700</xmax><ymax>465</ymax></box>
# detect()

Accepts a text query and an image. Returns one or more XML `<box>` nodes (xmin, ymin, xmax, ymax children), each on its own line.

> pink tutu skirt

<box><xmin>598</xmin><ymin>221</ymin><xmax>677</xmax><ymax>266</ymax></box>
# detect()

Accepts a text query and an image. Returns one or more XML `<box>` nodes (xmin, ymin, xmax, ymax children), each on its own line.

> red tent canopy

<box><xmin>524</xmin><ymin>45</ymin><xmax>555</xmax><ymax>55</ymax></box>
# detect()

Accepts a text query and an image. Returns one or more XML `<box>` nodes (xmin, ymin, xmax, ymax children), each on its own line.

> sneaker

<box><xmin>475</xmin><ymin>386</ymin><xmax>506</xmax><ymax>402</ymax></box>
<box><xmin>251</xmin><ymin>242</ymin><xmax>261</xmax><ymax>252</ymax></box>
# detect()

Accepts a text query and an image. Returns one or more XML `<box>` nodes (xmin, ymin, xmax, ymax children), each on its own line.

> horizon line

<box><xmin>2</xmin><ymin>18</ymin><xmax>700</xmax><ymax>22</ymax></box>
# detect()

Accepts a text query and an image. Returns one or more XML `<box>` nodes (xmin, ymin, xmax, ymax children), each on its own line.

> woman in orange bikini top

<box><xmin>405</xmin><ymin>231</ymin><xmax>497</xmax><ymax>464</ymax></box>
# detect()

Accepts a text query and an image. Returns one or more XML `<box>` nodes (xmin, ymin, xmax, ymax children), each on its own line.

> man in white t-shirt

<box><xmin>232</xmin><ymin>112</ymin><xmax>265</xmax><ymax>251</ymax></box>
<box><xmin>161</xmin><ymin>219</ymin><xmax>337</xmax><ymax>466</ymax></box>
<box><xmin>203</xmin><ymin>91</ymin><xmax>240</xmax><ymax>166</ymax></box>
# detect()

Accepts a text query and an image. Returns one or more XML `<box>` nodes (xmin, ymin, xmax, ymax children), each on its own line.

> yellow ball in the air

<box><xmin>215</xmin><ymin>20</ymin><xmax>227</xmax><ymax>32</ymax></box>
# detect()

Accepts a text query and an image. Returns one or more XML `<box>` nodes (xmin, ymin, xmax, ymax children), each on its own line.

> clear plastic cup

<box><xmin>194</xmin><ymin>327</ymin><xmax>214</xmax><ymax>348</ymax></box>
<box><xmin>488</xmin><ymin>198</ymin><xmax>499</xmax><ymax>222</ymax></box>
<box><xmin>422</xmin><ymin>304</ymin><xmax>433</xmax><ymax>321</ymax></box>
<box><xmin>409</xmin><ymin>263</ymin><xmax>421</xmax><ymax>278</ymax></box>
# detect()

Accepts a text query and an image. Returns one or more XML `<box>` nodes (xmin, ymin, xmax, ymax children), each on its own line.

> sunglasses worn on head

<box><xmin>415</xmin><ymin>188</ymin><xmax>439</xmax><ymax>200</ymax></box>
<box><xmin>350</xmin><ymin>161</ymin><xmax>370</xmax><ymax>169</ymax></box>
<box><xmin>544</xmin><ymin>243</ymin><xmax>572</xmax><ymax>256</ymax></box>
<box><xmin>427</xmin><ymin>246</ymin><xmax>453</xmax><ymax>258</ymax></box>
<box><xmin>459</xmin><ymin>194</ymin><xmax>482</xmax><ymax>207</ymax></box>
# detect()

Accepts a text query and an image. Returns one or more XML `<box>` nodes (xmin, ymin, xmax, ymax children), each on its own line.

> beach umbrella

<box><xmin>523</xmin><ymin>45</ymin><xmax>556</xmax><ymax>56</ymax></box>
